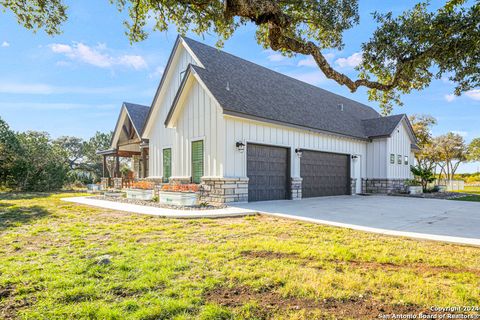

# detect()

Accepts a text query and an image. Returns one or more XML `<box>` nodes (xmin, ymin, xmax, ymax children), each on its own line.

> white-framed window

<box><xmin>404</xmin><ymin>155</ymin><xmax>409</xmax><ymax>165</ymax></box>
<box><xmin>397</xmin><ymin>155</ymin><xmax>402</xmax><ymax>164</ymax></box>
<box><xmin>390</xmin><ymin>154</ymin><xmax>395</xmax><ymax>164</ymax></box>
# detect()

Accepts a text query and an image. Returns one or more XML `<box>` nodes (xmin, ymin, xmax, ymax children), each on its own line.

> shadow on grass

<box><xmin>0</xmin><ymin>205</ymin><xmax>50</xmax><ymax>231</ymax></box>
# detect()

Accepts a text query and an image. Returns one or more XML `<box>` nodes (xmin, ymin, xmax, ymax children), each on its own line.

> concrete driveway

<box><xmin>233</xmin><ymin>195</ymin><xmax>480</xmax><ymax>246</ymax></box>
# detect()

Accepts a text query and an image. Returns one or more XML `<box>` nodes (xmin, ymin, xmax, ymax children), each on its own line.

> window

<box><xmin>191</xmin><ymin>140</ymin><xmax>204</xmax><ymax>184</ymax></box>
<box><xmin>404</xmin><ymin>155</ymin><xmax>409</xmax><ymax>165</ymax></box>
<box><xmin>397</xmin><ymin>155</ymin><xmax>402</xmax><ymax>164</ymax></box>
<box><xmin>163</xmin><ymin>148</ymin><xmax>171</xmax><ymax>183</ymax></box>
<box><xmin>390</xmin><ymin>154</ymin><xmax>395</xmax><ymax>164</ymax></box>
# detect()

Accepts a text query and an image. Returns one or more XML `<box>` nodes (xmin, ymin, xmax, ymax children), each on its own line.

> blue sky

<box><xmin>0</xmin><ymin>0</ymin><xmax>479</xmax><ymax>173</ymax></box>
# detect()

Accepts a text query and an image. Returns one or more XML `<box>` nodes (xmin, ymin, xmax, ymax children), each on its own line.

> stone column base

<box><xmin>362</xmin><ymin>179</ymin><xmax>407</xmax><ymax>194</ymax></box>
<box><xmin>291</xmin><ymin>177</ymin><xmax>302</xmax><ymax>200</ymax></box>
<box><xmin>351</xmin><ymin>178</ymin><xmax>357</xmax><ymax>195</ymax></box>
<box><xmin>200</xmin><ymin>177</ymin><xmax>249</xmax><ymax>204</ymax></box>
<box><xmin>100</xmin><ymin>177</ymin><xmax>109</xmax><ymax>190</ymax></box>
<box><xmin>113</xmin><ymin>177</ymin><xmax>123</xmax><ymax>190</ymax></box>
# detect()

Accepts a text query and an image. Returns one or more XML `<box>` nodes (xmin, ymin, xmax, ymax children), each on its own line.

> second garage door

<box><xmin>301</xmin><ymin>150</ymin><xmax>350</xmax><ymax>197</ymax></box>
<box><xmin>247</xmin><ymin>144</ymin><xmax>289</xmax><ymax>202</ymax></box>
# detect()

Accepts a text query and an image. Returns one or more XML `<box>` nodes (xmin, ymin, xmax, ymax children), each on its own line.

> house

<box><xmin>101</xmin><ymin>36</ymin><xmax>419</xmax><ymax>203</ymax></box>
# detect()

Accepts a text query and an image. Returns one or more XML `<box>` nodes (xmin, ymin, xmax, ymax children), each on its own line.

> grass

<box><xmin>1</xmin><ymin>193</ymin><xmax>480</xmax><ymax>319</ymax></box>
<box><xmin>452</xmin><ymin>186</ymin><xmax>480</xmax><ymax>202</ymax></box>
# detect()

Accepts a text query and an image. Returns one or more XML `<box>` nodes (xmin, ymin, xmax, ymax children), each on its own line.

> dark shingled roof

<box><xmin>362</xmin><ymin>114</ymin><xmax>406</xmax><ymax>138</ymax></box>
<box><xmin>182</xmin><ymin>37</ymin><xmax>405</xmax><ymax>140</ymax></box>
<box><xmin>124</xmin><ymin>102</ymin><xmax>150</xmax><ymax>135</ymax></box>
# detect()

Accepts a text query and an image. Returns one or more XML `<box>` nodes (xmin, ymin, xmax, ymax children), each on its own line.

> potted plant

<box><xmin>126</xmin><ymin>181</ymin><xmax>155</xmax><ymax>200</ymax></box>
<box><xmin>159</xmin><ymin>183</ymin><xmax>199</xmax><ymax>206</ymax></box>
<box><xmin>404</xmin><ymin>179</ymin><xmax>423</xmax><ymax>195</ymax></box>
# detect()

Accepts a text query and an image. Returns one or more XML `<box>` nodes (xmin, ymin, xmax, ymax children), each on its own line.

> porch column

<box><xmin>115</xmin><ymin>154</ymin><xmax>120</xmax><ymax>178</ymax></box>
<box><xmin>102</xmin><ymin>155</ymin><xmax>107</xmax><ymax>177</ymax></box>
<box><xmin>142</xmin><ymin>148</ymin><xmax>148</xmax><ymax>178</ymax></box>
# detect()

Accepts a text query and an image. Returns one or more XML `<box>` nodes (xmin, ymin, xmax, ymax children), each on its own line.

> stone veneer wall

<box><xmin>291</xmin><ymin>177</ymin><xmax>302</xmax><ymax>200</ymax></box>
<box><xmin>362</xmin><ymin>179</ymin><xmax>407</xmax><ymax>194</ymax></box>
<box><xmin>199</xmin><ymin>177</ymin><xmax>249</xmax><ymax>204</ymax></box>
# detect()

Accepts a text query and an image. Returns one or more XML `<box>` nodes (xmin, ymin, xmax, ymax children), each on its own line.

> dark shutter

<box><xmin>191</xmin><ymin>140</ymin><xmax>204</xmax><ymax>184</ymax></box>
<box><xmin>163</xmin><ymin>148</ymin><xmax>171</xmax><ymax>183</ymax></box>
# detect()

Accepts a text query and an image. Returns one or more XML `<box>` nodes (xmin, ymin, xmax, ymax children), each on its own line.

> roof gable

<box><xmin>141</xmin><ymin>36</ymin><xmax>203</xmax><ymax>138</ymax></box>
<box><xmin>110</xmin><ymin>102</ymin><xmax>149</xmax><ymax>149</ymax></box>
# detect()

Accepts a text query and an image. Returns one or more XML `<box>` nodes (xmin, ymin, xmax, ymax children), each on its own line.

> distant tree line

<box><xmin>0</xmin><ymin>116</ymin><xmax>112</xmax><ymax>191</ymax></box>
<box><xmin>410</xmin><ymin>114</ymin><xmax>480</xmax><ymax>183</ymax></box>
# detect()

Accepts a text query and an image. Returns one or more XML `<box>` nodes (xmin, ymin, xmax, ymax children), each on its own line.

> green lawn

<box><xmin>1</xmin><ymin>193</ymin><xmax>480</xmax><ymax>319</ymax></box>
<box><xmin>453</xmin><ymin>186</ymin><xmax>480</xmax><ymax>202</ymax></box>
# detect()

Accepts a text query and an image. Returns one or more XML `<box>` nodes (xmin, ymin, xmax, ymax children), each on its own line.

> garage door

<box><xmin>301</xmin><ymin>150</ymin><xmax>350</xmax><ymax>197</ymax></box>
<box><xmin>247</xmin><ymin>144</ymin><xmax>289</xmax><ymax>202</ymax></box>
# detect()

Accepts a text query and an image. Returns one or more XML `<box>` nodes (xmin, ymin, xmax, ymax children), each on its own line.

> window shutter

<box><xmin>191</xmin><ymin>141</ymin><xmax>204</xmax><ymax>184</ymax></box>
<box><xmin>163</xmin><ymin>148</ymin><xmax>171</xmax><ymax>183</ymax></box>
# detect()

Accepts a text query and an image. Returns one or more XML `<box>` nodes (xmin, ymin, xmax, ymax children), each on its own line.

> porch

<box><xmin>97</xmin><ymin>144</ymin><xmax>149</xmax><ymax>189</ymax></box>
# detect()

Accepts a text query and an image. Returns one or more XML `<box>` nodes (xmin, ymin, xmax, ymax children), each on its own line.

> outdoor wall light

<box><xmin>351</xmin><ymin>155</ymin><xmax>359</xmax><ymax>160</ymax></box>
<box><xmin>236</xmin><ymin>141</ymin><xmax>245</xmax><ymax>152</ymax></box>
<box><xmin>295</xmin><ymin>148</ymin><xmax>303</xmax><ymax>158</ymax></box>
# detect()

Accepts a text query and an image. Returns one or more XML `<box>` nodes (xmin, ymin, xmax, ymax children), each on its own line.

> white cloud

<box><xmin>0</xmin><ymin>102</ymin><xmax>116</xmax><ymax>110</ymax></box>
<box><xmin>465</xmin><ymin>89</ymin><xmax>480</xmax><ymax>101</ymax></box>
<box><xmin>1</xmin><ymin>41</ymin><xmax>10</xmax><ymax>48</ymax></box>
<box><xmin>149</xmin><ymin>65</ymin><xmax>164</xmax><ymax>79</ymax></box>
<box><xmin>297</xmin><ymin>53</ymin><xmax>335</xmax><ymax>68</ymax></box>
<box><xmin>444</xmin><ymin>94</ymin><xmax>456</xmax><ymax>102</ymax></box>
<box><xmin>0</xmin><ymin>82</ymin><xmax>129</xmax><ymax>95</ymax></box>
<box><xmin>335</xmin><ymin>52</ymin><xmax>363</xmax><ymax>68</ymax></box>
<box><xmin>452</xmin><ymin>131</ymin><xmax>468</xmax><ymax>137</ymax></box>
<box><xmin>286</xmin><ymin>70</ymin><xmax>326</xmax><ymax>86</ymax></box>
<box><xmin>267</xmin><ymin>53</ymin><xmax>286</xmax><ymax>62</ymax></box>
<box><xmin>49</xmin><ymin>42</ymin><xmax>147</xmax><ymax>70</ymax></box>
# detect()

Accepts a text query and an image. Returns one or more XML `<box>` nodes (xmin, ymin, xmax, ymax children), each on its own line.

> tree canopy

<box><xmin>1</xmin><ymin>0</ymin><xmax>479</xmax><ymax>113</ymax></box>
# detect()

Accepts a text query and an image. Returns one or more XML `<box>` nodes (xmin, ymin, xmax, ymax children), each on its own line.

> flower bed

<box><xmin>126</xmin><ymin>181</ymin><xmax>155</xmax><ymax>201</ymax></box>
<box><xmin>159</xmin><ymin>184</ymin><xmax>199</xmax><ymax>206</ymax></box>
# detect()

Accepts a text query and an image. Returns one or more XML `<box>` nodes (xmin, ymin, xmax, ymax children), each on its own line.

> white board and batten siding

<box><xmin>366</xmin><ymin>120</ymin><xmax>413</xmax><ymax>180</ymax></box>
<box><xmin>223</xmin><ymin>116</ymin><xmax>368</xmax><ymax>180</ymax></box>
<box><xmin>147</xmin><ymin>44</ymin><xmax>198</xmax><ymax>178</ymax></box>
<box><xmin>173</xmin><ymin>81</ymin><xmax>225</xmax><ymax>177</ymax></box>
<box><xmin>387</xmin><ymin>121</ymin><xmax>413</xmax><ymax>179</ymax></box>
<box><xmin>366</xmin><ymin>139</ymin><xmax>388</xmax><ymax>179</ymax></box>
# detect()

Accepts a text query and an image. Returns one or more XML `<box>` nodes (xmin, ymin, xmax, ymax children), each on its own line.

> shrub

<box><xmin>161</xmin><ymin>184</ymin><xmax>199</xmax><ymax>193</ymax></box>
<box><xmin>130</xmin><ymin>181</ymin><xmax>155</xmax><ymax>190</ymax></box>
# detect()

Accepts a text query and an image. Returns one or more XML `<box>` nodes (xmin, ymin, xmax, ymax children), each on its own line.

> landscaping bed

<box><xmin>94</xmin><ymin>195</ymin><xmax>227</xmax><ymax>210</ymax></box>
<box><xmin>390</xmin><ymin>191</ymin><xmax>473</xmax><ymax>200</ymax></box>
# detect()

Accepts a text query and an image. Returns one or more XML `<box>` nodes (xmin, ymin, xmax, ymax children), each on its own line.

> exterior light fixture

<box><xmin>351</xmin><ymin>155</ymin><xmax>359</xmax><ymax>159</ymax></box>
<box><xmin>295</xmin><ymin>148</ymin><xmax>303</xmax><ymax>158</ymax></box>
<box><xmin>236</xmin><ymin>141</ymin><xmax>245</xmax><ymax>152</ymax></box>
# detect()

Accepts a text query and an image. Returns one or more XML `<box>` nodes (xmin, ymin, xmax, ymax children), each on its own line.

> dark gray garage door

<box><xmin>301</xmin><ymin>150</ymin><xmax>350</xmax><ymax>198</ymax></box>
<box><xmin>247</xmin><ymin>144</ymin><xmax>289</xmax><ymax>202</ymax></box>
